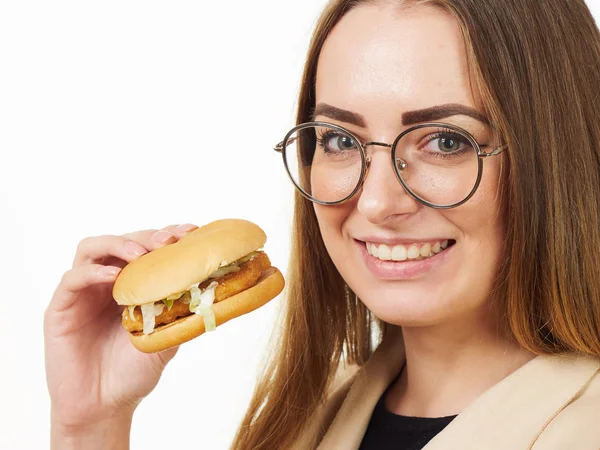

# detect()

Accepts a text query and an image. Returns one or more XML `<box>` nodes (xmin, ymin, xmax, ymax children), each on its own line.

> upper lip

<box><xmin>355</xmin><ymin>237</ymin><xmax>455</xmax><ymax>246</ymax></box>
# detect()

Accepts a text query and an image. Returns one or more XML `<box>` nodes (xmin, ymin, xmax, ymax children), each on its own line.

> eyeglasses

<box><xmin>274</xmin><ymin>121</ymin><xmax>507</xmax><ymax>209</ymax></box>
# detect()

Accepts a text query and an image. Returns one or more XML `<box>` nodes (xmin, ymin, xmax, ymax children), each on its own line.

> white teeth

<box><xmin>368</xmin><ymin>243</ymin><xmax>379</xmax><ymax>258</ymax></box>
<box><xmin>392</xmin><ymin>245</ymin><xmax>408</xmax><ymax>261</ymax></box>
<box><xmin>366</xmin><ymin>240</ymin><xmax>452</xmax><ymax>262</ymax></box>
<box><xmin>378</xmin><ymin>244</ymin><xmax>392</xmax><ymax>260</ymax></box>
<box><xmin>407</xmin><ymin>245</ymin><xmax>420</xmax><ymax>260</ymax></box>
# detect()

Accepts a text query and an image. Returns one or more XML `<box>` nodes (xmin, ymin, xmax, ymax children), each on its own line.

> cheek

<box><xmin>464</xmin><ymin>160</ymin><xmax>505</xmax><ymax>235</ymax></box>
<box><xmin>398</xmin><ymin>147</ymin><xmax>481</xmax><ymax>207</ymax></box>
<box><xmin>311</xmin><ymin>164</ymin><xmax>360</xmax><ymax>202</ymax></box>
<box><xmin>314</xmin><ymin>203</ymin><xmax>343</xmax><ymax>237</ymax></box>
<box><xmin>313</xmin><ymin>203</ymin><xmax>354</xmax><ymax>259</ymax></box>
<box><xmin>310</xmin><ymin>150</ymin><xmax>363</xmax><ymax>203</ymax></box>
<box><xmin>442</xmin><ymin>160</ymin><xmax>506</xmax><ymax>289</ymax></box>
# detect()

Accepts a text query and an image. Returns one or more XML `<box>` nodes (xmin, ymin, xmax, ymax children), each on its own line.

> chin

<box><xmin>355</xmin><ymin>282</ymin><xmax>458</xmax><ymax>327</ymax></box>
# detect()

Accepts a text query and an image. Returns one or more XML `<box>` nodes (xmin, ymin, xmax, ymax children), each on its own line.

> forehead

<box><xmin>315</xmin><ymin>3</ymin><xmax>478</xmax><ymax>129</ymax></box>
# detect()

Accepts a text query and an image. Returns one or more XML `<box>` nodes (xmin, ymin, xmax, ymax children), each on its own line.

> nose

<box><xmin>357</xmin><ymin>146</ymin><xmax>420</xmax><ymax>224</ymax></box>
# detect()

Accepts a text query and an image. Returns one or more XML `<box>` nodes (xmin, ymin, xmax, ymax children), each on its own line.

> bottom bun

<box><xmin>129</xmin><ymin>267</ymin><xmax>285</xmax><ymax>353</ymax></box>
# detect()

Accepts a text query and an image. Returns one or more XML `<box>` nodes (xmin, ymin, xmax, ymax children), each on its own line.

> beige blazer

<box><xmin>292</xmin><ymin>326</ymin><xmax>600</xmax><ymax>450</ymax></box>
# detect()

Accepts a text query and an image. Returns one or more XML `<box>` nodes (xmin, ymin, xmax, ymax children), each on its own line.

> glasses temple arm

<box><xmin>274</xmin><ymin>136</ymin><xmax>299</xmax><ymax>153</ymax></box>
<box><xmin>480</xmin><ymin>144</ymin><xmax>508</xmax><ymax>157</ymax></box>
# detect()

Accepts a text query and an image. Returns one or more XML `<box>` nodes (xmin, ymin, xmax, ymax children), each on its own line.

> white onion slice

<box><xmin>199</xmin><ymin>306</ymin><xmax>217</xmax><ymax>331</ymax></box>
<box><xmin>190</xmin><ymin>285</ymin><xmax>202</xmax><ymax>306</ymax></box>
<box><xmin>189</xmin><ymin>282</ymin><xmax>218</xmax><ymax>313</ymax></box>
<box><xmin>141</xmin><ymin>303</ymin><xmax>165</xmax><ymax>335</ymax></box>
<box><xmin>199</xmin><ymin>281</ymin><xmax>218</xmax><ymax>306</ymax></box>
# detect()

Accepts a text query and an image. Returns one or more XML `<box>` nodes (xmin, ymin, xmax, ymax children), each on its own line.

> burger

<box><xmin>112</xmin><ymin>219</ymin><xmax>285</xmax><ymax>353</ymax></box>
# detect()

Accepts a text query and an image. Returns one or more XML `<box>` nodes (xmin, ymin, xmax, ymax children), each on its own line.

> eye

<box><xmin>318</xmin><ymin>131</ymin><xmax>358</xmax><ymax>152</ymax></box>
<box><xmin>423</xmin><ymin>130</ymin><xmax>472</xmax><ymax>155</ymax></box>
<box><xmin>437</xmin><ymin>136</ymin><xmax>461</xmax><ymax>152</ymax></box>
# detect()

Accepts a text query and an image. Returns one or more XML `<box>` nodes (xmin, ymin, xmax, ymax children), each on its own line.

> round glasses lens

<box><xmin>284</xmin><ymin>124</ymin><xmax>363</xmax><ymax>203</ymax></box>
<box><xmin>393</xmin><ymin>126</ymin><xmax>480</xmax><ymax>207</ymax></box>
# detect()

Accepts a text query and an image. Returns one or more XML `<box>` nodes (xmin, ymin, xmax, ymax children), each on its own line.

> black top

<box><xmin>359</xmin><ymin>386</ymin><xmax>457</xmax><ymax>450</ymax></box>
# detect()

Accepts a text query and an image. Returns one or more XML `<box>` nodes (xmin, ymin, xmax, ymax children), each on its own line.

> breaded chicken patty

<box><xmin>122</xmin><ymin>252</ymin><xmax>271</xmax><ymax>332</ymax></box>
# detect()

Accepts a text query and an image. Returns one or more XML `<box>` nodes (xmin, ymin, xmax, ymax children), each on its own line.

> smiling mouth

<box><xmin>363</xmin><ymin>240</ymin><xmax>457</xmax><ymax>262</ymax></box>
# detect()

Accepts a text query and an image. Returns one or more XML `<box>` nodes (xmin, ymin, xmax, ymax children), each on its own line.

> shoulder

<box><xmin>288</xmin><ymin>362</ymin><xmax>361</xmax><ymax>450</ymax></box>
<box><xmin>320</xmin><ymin>362</ymin><xmax>362</xmax><ymax>424</ymax></box>
<box><xmin>533</xmin><ymin>354</ymin><xmax>600</xmax><ymax>448</ymax></box>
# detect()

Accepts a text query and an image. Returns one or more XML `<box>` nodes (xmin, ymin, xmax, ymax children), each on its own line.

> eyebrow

<box><xmin>402</xmin><ymin>104</ymin><xmax>489</xmax><ymax>125</ymax></box>
<box><xmin>312</xmin><ymin>103</ymin><xmax>366</xmax><ymax>127</ymax></box>
<box><xmin>312</xmin><ymin>102</ymin><xmax>489</xmax><ymax>127</ymax></box>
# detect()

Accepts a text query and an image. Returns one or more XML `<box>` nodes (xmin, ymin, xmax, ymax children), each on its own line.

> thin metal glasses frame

<box><xmin>274</xmin><ymin>121</ymin><xmax>507</xmax><ymax>209</ymax></box>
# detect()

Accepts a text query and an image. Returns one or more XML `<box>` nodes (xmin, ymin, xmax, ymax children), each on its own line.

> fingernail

<box><xmin>153</xmin><ymin>230</ymin><xmax>175</xmax><ymax>244</ymax></box>
<box><xmin>102</xmin><ymin>266</ymin><xmax>121</xmax><ymax>277</ymax></box>
<box><xmin>176</xmin><ymin>224</ymin><xmax>198</xmax><ymax>233</ymax></box>
<box><xmin>126</xmin><ymin>241</ymin><xmax>147</xmax><ymax>256</ymax></box>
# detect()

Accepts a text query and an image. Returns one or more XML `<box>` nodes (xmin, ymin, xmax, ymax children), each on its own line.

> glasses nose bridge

<box><xmin>361</xmin><ymin>141</ymin><xmax>395</xmax><ymax>179</ymax></box>
<box><xmin>363</xmin><ymin>141</ymin><xmax>393</xmax><ymax>152</ymax></box>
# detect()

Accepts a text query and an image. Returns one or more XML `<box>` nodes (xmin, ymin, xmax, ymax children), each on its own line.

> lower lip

<box><xmin>356</xmin><ymin>240</ymin><xmax>454</xmax><ymax>280</ymax></box>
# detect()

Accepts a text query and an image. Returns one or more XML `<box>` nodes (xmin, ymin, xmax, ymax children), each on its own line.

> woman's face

<box><xmin>313</xmin><ymin>3</ymin><xmax>505</xmax><ymax>328</ymax></box>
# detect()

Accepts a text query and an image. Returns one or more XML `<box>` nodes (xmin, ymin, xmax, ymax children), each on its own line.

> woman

<box><xmin>45</xmin><ymin>0</ymin><xmax>600</xmax><ymax>449</ymax></box>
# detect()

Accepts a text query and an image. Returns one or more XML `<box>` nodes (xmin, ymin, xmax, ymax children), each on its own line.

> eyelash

<box><xmin>419</xmin><ymin>128</ymin><xmax>472</xmax><ymax>158</ymax></box>
<box><xmin>315</xmin><ymin>129</ymin><xmax>360</xmax><ymax>150</ymax></box>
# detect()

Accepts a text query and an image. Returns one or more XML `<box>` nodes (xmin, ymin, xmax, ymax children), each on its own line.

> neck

<box><xmin>385</xmin><ymin>312</ymin><xmax>536</xmax><ymax>418</ymax></box>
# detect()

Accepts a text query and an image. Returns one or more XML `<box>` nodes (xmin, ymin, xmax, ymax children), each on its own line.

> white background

<box><xmin>1</xmin><ymin>1</ymin><xmax>599</xmax><ymax>449</ymax></box>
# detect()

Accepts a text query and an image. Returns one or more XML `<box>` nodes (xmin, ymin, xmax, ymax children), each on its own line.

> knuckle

<box><xmin>59</xmin><ymin>268</ymin><xmax>75</xmax><ymax>286</ymax></box>
<box><xmin>76</xmin><ymin>235</ymin><xmax>121</xmax><ymax>257</ymax></box>
<box><xmin>122</xmin><ymin>229</ymin><xmax>156</xmax><ymax>241</ymax></box>
<box><xmin>75</xmin><ymin>236</ymin><xmax>94</xmax><ymax>254</ymax></box>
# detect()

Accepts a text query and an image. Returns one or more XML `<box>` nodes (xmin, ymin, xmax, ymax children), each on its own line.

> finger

<box><xmin>49</xmin><ymin>264</ymin><xmax>122</xmax><ymax>313</ymax></box>
<box><xmin>73</xmin><ymin>235</ymin><xmax>149</xmax><ymax>268</ymax></box>
<box><xmin>164</xmin><ymin>223</ymin><xmax>199</xmax><ymax>238</ymax></box>
<box><xmin>73</xmin><ymin>224</ymin><xmax>199</xmax><ymax>268</ymax></box>
<box><xmin>132</xmin><ymin>224</ymin><xmax>199</xmax><ymax>239</ymax></box>
<box><xmin>121</xmin><ymin>224</ymin><xmax>198</xmax><ymax>251</ymax></box>
<box><xmin>121</xmin><ymin>228</ymin><xmax>177</xmax><ymax>250</ymax></box>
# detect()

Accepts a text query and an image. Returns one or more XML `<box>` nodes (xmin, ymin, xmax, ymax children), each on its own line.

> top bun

<box><xmin>113</xmin><ymin>219</ymin><xmax>267</xmax><ymax>306</ymax></box>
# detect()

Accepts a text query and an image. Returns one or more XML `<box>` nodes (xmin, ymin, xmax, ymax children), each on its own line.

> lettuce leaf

<box><xmin>163</xmin><ymin>299</ymin><xmax>174</xmax><ymax>311</ymax></box>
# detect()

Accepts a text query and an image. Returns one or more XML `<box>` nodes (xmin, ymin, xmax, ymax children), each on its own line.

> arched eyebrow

<box><xmin>312</xmin><ymin>103</ymin><xmax>366</xmax><ymax>127</ymax></box>
<box><xmin>312</xmin><ymin>102</ymin><xmax>489</xmax><ymax>127</ymax></box>
<box><xmin>402</xmin><ymin>104</ymin><xmax>489</xmax><ymax>125</ymax></box>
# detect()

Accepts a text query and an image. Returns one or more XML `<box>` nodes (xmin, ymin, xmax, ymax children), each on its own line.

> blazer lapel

<box><xmin>423</xmin><ymin>353</ymin><xmax>600</xmax><ymax>449</ymax></box>
<box><xmin>317</xmin><ymin>326</ymin><xmax>406</xmax><ymax>449</ymax></box>
<box><xmin>317</xmin><ymin>325</ymin><xmax>600</xmax><ymax>450</ymax></box>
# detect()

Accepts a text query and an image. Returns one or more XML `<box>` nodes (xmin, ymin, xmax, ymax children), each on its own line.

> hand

<box><xmin>44</xmin><ymin>224</ymin><xmax>198</xmax><ymax>431</ymax></box>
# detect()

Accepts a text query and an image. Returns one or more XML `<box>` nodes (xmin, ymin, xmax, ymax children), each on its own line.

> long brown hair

<box><xmin>232</xmin><ymin>0</ymin><xmax>600</xmax><ymax>448</ymax></box>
